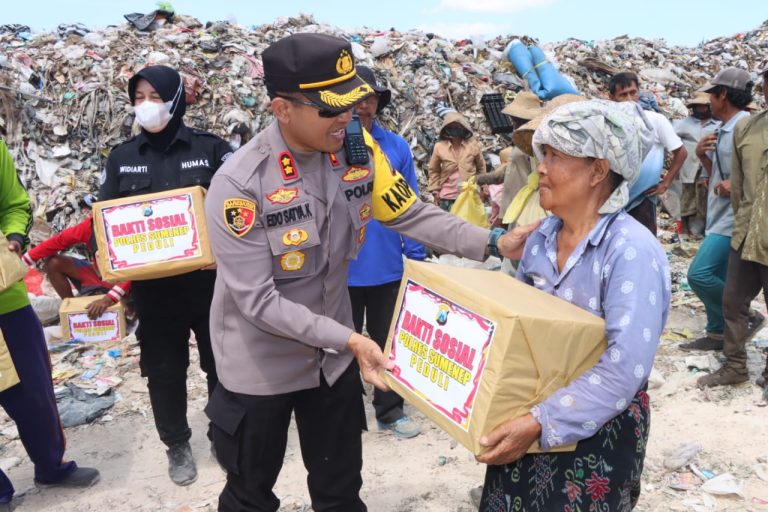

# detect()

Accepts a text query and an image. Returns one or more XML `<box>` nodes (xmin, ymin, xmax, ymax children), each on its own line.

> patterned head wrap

<box><xmin>532</xmin><ymin>99</ymin><xmax>652</xmax><ymax>214</ymax></box>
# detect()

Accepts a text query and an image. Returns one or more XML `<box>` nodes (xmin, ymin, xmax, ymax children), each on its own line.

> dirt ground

<box><xmin>2</xmin><ymin>246</ymin><xmax>768</xmax><ymax>511</ymax></box>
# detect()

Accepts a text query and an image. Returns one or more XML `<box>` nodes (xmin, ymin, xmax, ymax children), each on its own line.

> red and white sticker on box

<box><xmin>67</xmin><ymin>311</ymin><xmax>122</xmax><ymax>343</ymax></box>
<box><xmin>386</xmin><ymin>280</ymin><xmax>496</xmax><ymax>431</ymax></box>
<box><xmin>100</xmin><ymin>192</ymin><xmax>203</xmax><ymax>271</ymax></box>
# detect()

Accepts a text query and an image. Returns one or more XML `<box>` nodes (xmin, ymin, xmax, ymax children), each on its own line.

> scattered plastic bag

<box><xmin>123</xmin><ymin>10</ymin><xmax>174</xmax><ymax>31</ymax></box>
<box><xmin>700</xmin><ymin>473</ymin><xmax>746</xmax><ymax>499</ymax></box>
<box><xmin>685</xmin><ymin>355</ymin><xmax>722</xmax><ymax>373</ymax></box>
<box><xmin>56</xmin><ymin>382</ymin><xmax>116</xmax><ymax>428</ymax></box>
<box><xmin>449</xmin><ymin>178</ymin><xmax>489</xmax><ymax>229</ymax></box>
<box><xmin>663</xmin><ymin>442</ymin><xmax>702</xmax><ymax>469</ymax></box>
<box><xmin>29</xmin><ymin>294</ymin><xmax>61</xmax><ymax>325</ymax></box>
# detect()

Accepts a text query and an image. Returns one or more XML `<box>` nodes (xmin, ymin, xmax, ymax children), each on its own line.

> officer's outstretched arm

<box><xmin>365</xmin><ymin>134</ymin><xmax>490</xmax><ymax>259</ymax></box>
<box><xmin>205</xmin><ymin>175</ymin><xmax>353</xmax><ymax>352</ymax></box>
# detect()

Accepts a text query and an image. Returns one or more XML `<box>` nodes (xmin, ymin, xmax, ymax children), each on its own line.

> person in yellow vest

<box><xmin>0</xmin><ymin>139</ymin><xmax>99</xmax><ymax>511</ymax></box>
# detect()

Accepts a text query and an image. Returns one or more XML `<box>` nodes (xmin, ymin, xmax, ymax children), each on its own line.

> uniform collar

<box><xmin>137</xmin><ymin>123</ymin><xmax>192</xmax><ymax>151</ymax></box>
<box><xmin>539</xmin><ymin>210</ymin><xmax>621</xmax><ymax>248</ymax></box>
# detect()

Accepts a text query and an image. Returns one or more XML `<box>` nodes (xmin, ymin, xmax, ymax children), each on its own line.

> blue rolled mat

<box><xmin>505</xmin><ymin>40</ymin><xmax>543</xmax><ymax>95</ymax></box>
<box><xmin>528</xmin><ymin>46</ymin><xmax>579</xmax><ymax>100</ymax></box>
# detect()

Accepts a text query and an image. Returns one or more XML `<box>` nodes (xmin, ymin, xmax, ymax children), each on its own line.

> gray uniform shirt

<box><xmin>205</xmin><ymin>122</ymin><xmax>489</xmax><ymax>395</ymax></box>
<box><xmin>705</xmin><ymin>110</ymin><xmax>749</xmax><ymax>237</ymax></box>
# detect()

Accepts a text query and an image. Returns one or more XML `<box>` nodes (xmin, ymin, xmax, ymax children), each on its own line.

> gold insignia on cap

<box><xmin>336</xmin><ymin>50</ymin><xmax>353</xmax><ymax>75</ymax></box>
<box><xmin>319</xmin><ymin>84</ymin><xmax>373</xmax><ymax>108</ymax></box>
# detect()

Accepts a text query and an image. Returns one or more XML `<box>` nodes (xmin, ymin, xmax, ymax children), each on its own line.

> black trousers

<box><xmin>133</xmin><ymin>270</ymin><xmax>218</xmax><ymax>447</ymax></box>
<box><xmin>348</xmin><ymin>281</ymin><xmax>403</xmax><ymax>424</ymax></box>
<box><xmin>207</xmin><ymin>362</ymin><xmax>368</xmax><ymax>512</ymax></box>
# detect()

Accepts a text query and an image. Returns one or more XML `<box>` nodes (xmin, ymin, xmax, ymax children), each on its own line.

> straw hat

<box><xmin>501</xmin><ymin>91</ymin><xmax>544</xmax><ymax>121</ymax></box>
<box><xmin>686</xmin><ymin>92</ymin><xmax>710</xmax><ymax>107</ymax></box>
<box><xmin>513</xmin><ymin>94</ymin><xmax>585</xmax><ymax>156</ymax></box>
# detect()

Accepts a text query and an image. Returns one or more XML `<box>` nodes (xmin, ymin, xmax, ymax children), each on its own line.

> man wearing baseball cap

<box><xmin>203</xmin><ymin>33</ymin><xmax>532</xmax><ymax>511</ymax></box>
<box><xmin>683</xmin><ymin>68</ymin><xmax>755</xmax><ymax>363</ymax></box>
<box><xmin>699</xmin><ymin>64</ymin><xmax>768</xmax><ymax>391</ymax></box>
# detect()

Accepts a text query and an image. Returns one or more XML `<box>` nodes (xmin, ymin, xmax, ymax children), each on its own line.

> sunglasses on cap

<box><xmin>277</xmin><ymin>95</ymin><xmax>353</xmax><ymax>118</ymax></box>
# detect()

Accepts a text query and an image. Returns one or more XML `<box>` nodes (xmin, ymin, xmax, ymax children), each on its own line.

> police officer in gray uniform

<box><xmin>204</xmin><ymin>33</ymin><xmax>535</xmax><ymax>512</ymax></box>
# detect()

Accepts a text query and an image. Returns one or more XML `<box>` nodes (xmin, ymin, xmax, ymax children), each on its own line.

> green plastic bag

<box><xmin>449</xmin><ymin>177</ymin><xmax>489</xmax><ymax>229</ymax></box>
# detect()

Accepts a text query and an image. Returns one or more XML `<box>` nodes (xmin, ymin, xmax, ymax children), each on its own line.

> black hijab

<box><xmin>128</xmin><ymin>65</ymin><xmax>186</xmax><ymax>149</ymax></box>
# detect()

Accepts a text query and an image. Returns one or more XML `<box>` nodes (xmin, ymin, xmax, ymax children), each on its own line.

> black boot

<box><xmin>167</xmin><ymin>441</ymin><xmax>197</xmax><ymax>486</ymax></box>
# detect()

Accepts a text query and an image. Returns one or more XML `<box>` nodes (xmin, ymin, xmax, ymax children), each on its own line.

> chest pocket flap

<box><xmin>118</xmin><ymin>173</ymin><xmax>151</xmax><ymax>195</ymax></box>
<box><xmin>262</xmin><ymin>201</ymin><xmax>321</xmax><ymax>279</ymax></box>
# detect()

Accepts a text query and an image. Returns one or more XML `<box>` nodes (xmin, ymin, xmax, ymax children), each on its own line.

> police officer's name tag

<box><xmin>92</xmin><ymin>186</ymin><xmax>215</xmax><ymax>281</ymax></box>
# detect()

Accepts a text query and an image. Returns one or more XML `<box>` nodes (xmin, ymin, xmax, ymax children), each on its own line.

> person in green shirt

<box><xmin>0</xmin><ymin>139</ymin><xmax>99</xmax><ymax>510</ymax></box>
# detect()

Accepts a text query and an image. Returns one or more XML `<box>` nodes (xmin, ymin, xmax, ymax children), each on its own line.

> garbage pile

<box><xmin>544</xmin><ymin>22</ymin><xmax>768</xmax><ymax>117</ymax></box>
<box><xmin>1</xmin><ymin>13</ymin><xmax>768</xmax><ymax>233</ymax></box>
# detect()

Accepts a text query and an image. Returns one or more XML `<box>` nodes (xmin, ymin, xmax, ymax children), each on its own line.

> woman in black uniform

<box><xmin>99</xmin><ymin>65</ymin><xmax>232</xmax><ymax>486</ymax></box>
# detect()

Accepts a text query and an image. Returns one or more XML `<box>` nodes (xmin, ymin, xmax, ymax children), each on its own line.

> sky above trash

<box><xmin>6</xmin><ymin>0</ymin><xmax>768</xmax><ymax>47</ymax></box>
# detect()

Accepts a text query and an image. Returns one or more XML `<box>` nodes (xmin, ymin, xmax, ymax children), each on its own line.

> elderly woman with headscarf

<box><xmin>476</xmin><ymin>100</ymin><xmax>671</xmax><ymax>511</ymax></box>
<box><xmin>428</xmin><ymin>112</ymin><xmax>486</xmax><ymax>211</ymax></box>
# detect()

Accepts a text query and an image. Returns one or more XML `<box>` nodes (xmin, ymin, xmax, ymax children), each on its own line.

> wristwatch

<box><xmin>487</xmin><ymin>227</ymin><xmax>507</xmax><ymax>258</ymax></box>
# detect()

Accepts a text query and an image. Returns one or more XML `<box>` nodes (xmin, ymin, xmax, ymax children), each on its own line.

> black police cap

<box><xmin>262</xmin><ymin>33</ymin><xmax>373</xmax><ymax>114</ymax></box>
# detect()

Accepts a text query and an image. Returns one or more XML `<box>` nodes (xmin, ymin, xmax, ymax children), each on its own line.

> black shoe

<box><xmin>167</xmin><ymin>442</ymin><xmax>197</xmax><ymax>486</ymax></box>
<box><xmin>35</xmin><ymin>467</ymin><xmax>100</xmax><ymax>489</ymax></box>
<box><xmin>679</xmin><ymin>336</ymin><xmax>723</xmax><ymax>351</ymax></box>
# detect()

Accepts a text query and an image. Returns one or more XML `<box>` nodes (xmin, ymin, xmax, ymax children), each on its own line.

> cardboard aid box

<box><xmin>382</xmin><ymin>260</ymin><xmax>607</xmax><ymax>456</ymax></box>
<box><xmin>92</xmin><ymin>186</ymin><xmax>214</xmax><ymax>281</ymax></box>
<box><xmin>60</xmin><ymin>296</ymin><xmax>126</xmax><ymax>343</ymax></box>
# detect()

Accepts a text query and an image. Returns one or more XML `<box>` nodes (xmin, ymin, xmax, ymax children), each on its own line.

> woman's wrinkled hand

<box><xmin>475</xmin><ymin>414</ymin><xmax>542</xmax><ymax>466</ymax></box>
